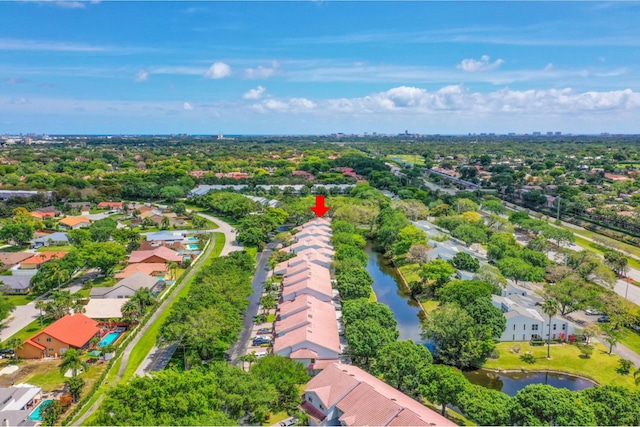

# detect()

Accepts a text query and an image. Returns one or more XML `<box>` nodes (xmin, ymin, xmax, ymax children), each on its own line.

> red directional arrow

<box><xmin>310</xmin><ymin>195</ymin><xmax>330</xmax><ymax>218</ymax></box>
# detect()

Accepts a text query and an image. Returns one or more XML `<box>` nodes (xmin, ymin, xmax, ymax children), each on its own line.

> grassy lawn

<box><xmin>618</xmin><ymin>327</ymin><xmax>640</xmax><ymax>355</ymax></box>
<box><xmin>267</xmin><ymin>313</ymin><xmax>276</xmax><ymax>323</ymax></box>
<box><xmin>245</xmin><ymin>246</ymin><xmax>258</xmax><ymax>259</ymax></box>
<box><xmin>368</xmin><ymin>288</ymin><xmax>377</xmax><ymax>303</ymax></box>
<box><xmin>74</xmin><ymin>287</ymin><xmax>91</xmax><ymax>298</ymax></box>
<box><xmin>0</xmin><ymin>246</ymin><xmax>28</xmax><ymax>253</ymax></box>
<box><xmin>387</xmin><ymin>154</ymin><xmax>425</xmax><ymax>166</ymax></box>
<box><xmin>573</xmin><ymin>236</ymin><xmax>640</xmax><ymax>271</ymax></box>
<box><xmin>564</xmin><ymin>225</ymin><xmax>640</xmax><ymax>260</ymax></box>
<box><xmin>263</xmin><ymin>411</ymin><xmax>290</xmax><ymax>426</ymax></box>
<box><xmin>212</xmin><ymin>232</ymin><xmax>225</xmax><ymax>257</ymax></box>
<box><xmin>398</xmin><ymin>263</ymin><xmax>422</xmax><ymax>283</ymax></box>
<box><xmin>10</xmin><ymin>317</ymin><xmax>55</xmax><ymax>343</ymax></box>
<box><xmin>5</xmin><ymin>294</ymin><xmax>37</xmax><ymax>306</ymax></box>
<box><xmin>484</xmin><ymin>342</ymin><xmax>637</xmax><ymax>388</ymax></box>
<box><xmin>87</xmin><ymin>277</ymin><xmax>117</xmax><ymax>287</ymax></box>
<box><xmin>419</xmin><ymin>298</ymin><xmax>440</xmax><ymax>313</ymax></box>
<box><xmin>36</xmin><ymin>245</ymin><xmax>74</xmax><ymax>252</ymax></box>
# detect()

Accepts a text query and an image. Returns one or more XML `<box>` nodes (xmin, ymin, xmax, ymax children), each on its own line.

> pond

<box><xmin>463</xmin><ymin>369</ymin><xmax>596</xmax><ymax>396</ymax></box>
<box><xmin>364</xmin><ymin>243</ymin><xmax>425</xmax><ymax>343</ymax></box>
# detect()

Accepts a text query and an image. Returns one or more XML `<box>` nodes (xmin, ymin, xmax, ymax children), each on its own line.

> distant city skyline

<box><xmin>1</xmin><ymin>1</ymin><xmax>640</xmax><ymax>134</ymax></box>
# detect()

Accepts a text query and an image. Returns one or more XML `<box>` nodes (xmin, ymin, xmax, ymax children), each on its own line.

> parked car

<box><xmin>585</xmin><ymin>308</ymin><xmax>602</xmax><ymax>315</ymax></box>
<box><xmin>255</xmin><ymin>351</ymin><xmax>268</xmax><ymax>359</ymax></box>
<box><xmin>252</xmin><ymin>336</ymin><xmax>272</xmax><ymax>346</ymax></box>
<box><xmin>597</xmin><ymin>315</ymin><xmax>610</xmax><ymax>323</ymax></box>
<box><xmin>256</xmin><ymin>328</ymin><xmax>272</xmax><ymax>335</ymax></box>
<box><xmin>279</xmin><ymin>418</ymin><xmax>299</xmax><ymax>427</ymax></box>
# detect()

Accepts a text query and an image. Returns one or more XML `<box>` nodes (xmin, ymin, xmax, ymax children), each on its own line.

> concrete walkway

<box><xmin>595</xmin><ymin>337</ymin><xmax>640</xmax><ymax>368</ymax></box>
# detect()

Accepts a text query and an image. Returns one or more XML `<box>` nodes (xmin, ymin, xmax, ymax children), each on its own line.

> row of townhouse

<box><xmin>272</xmin><ymin>218</ymin><xmax>342</xmax><ymax>374</ymax></box>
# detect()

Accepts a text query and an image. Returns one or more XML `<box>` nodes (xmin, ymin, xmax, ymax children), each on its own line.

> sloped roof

<box><xmin>90</xmin><ymin>272</ymin><xmax>158</xmax><ymax>297</ymax></box>
<box><xmin>115</xmin><ymin>263</ymin><xmax>168</xmax><ymax>279</ymax></box>
<box><xmin>306</xmin><ymin>364</ymin><xmax>456</xmax><ymax>426</ymax></box>
<box><xmin>32</xmin><ymin>313</ymin><xmax>100</xmax><ymax>348</ymax></box>
<box><xmin>21</xmin><ymin>252</ymin><xmax>67</xmax><ymax>265</ymax></box>
<box><xmin>278</xmin><ymin>294</ymin><xmax>333</xmax><ymax>319</ymax></box>
<box><xmin>129</xmin><ymin>246</ymin><xmax>182</xmax><ymax>263</ymax></box>
<box><xmin>283</xmin><ymin>265</ymin><xmax>331</xmax><ymax>287</ymax></box>
<box><xmin>33</xmin><ymin>232</ymin><xmax>69</xmax><ymax>244</ymax></box>
<box><xmin>0</xmin><ymin>252</ymin><xmax>32</xmax><ymax>267</ymax></box>
<box><xmin>273</xmin><ymin>307</ymin><xmax>340</xmax><ymax>355</ymax></box>
<box><xmin>281</xmin><ymin>278</ymin><xmax>333</xmax><ymax>301</ymax></box>
<box><xmin>59</xmin><ymin>216</ymin><xmax>90</xmax><ymax>227</ymax></box>
<box><xmin>0</xmin><ymin>276</ymin><xmax>31</xmax><ymax>290</ymax></box>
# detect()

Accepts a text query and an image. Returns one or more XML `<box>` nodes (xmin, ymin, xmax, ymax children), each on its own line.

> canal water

<box><xmin>364</xmin><ymin>243</ymin><xmax>425</xmax><ymax>343</ymax></box>
<box><xmin>463</xmin><ymin>369</ymin><xmax>596</xmax><ymax>396</ymax></box>
<box><xmin>364</xmin><ymin>242</ymin><xmax>595</xmax><ymax>395</ymax></box>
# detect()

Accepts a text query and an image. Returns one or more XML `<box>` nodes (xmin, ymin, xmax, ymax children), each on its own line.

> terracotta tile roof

<box><xmin>289</xmin><ymin>238</ymin><xmax>333</xmax><ymax>253</ymax></box>
<box><xmin>25</xmin><ymin>339</ymin><xmax>45</xmax><ymax>350</ymax></box>
<box><xmin>281</xmin><ymin>278</ymin><xmax>333</xmax><ymax>301</ymax></box>
<box><xmin>273</xmin><ymin>307</ymin><xmax>340</xmax><ymax>356</ymax></box>
<box><xmin>308</xmin><ymin>358</ymin><xmax>340</xmax><ymax>371</ymax></box>
<box><xmin>115</xmin><ymin>263</ymin><xmax>168</xmax><ymax>279</ymax></box>
<box><xmin>59</xmin><ymin>216</ymin><xmax>91</xmax><ymax>227</ymax></box>
<box><xmin>295</xmin><ymin>247</ymin><xmax>334</xmax><ymax>259</ymax></box>
<box><xmin>97</xmin><ymin>201</ymin><xmax>123</xmax><ymax>208</ymax></box>
<box><xmin>306</xmin><ymin>364</ymin><xmax>456</xmax><ymax>426</ymax></box>
<box><xmin>31</xmin><ymin>313</ymin><xmax>100</xmax><ymax>348</ymax></box>
<box><xmin>290</xmin><ymin>348</ymin><xmax>318</xmax><ymax>359</ymax></box>
<box><xmin>278</xmin><ymin>294</ymin><xmax>333</xmax><ymax>319</ymax></box>
<box><xmin>129</xmin><ymin>246</ymin><xmax>182</xmax><ymax>263</ymax></box>
<box><xmin>275</xmin><ymin>300</ymin><xmax>337</xmax><ymax>336</ymax></box>
<box><xmin>21</xmin><ymin>252</ymin><xmax>67</xmax><ymax>266</ymax></box>
<box><xmin>299</xmin><ymin>401</ymin><xmax>326</xmax><ymax>423</ymax></box>
<box><xmin>283</xmin><ymin>265</ymin><xmax>331</xmax><ymax>287</ymax></box>
<box><xmin>0</xmin><ymin>252</ymin><xmax>33</xmax><ymax>267</ymax></box>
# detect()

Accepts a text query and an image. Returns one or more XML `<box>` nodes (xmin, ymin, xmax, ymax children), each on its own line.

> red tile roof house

<box><xmin>293</xmin><ymin>232</ymin><xmax>331</xmax><ymax>245</ymax></box>
<box><xmin>128</xmin><ymin>246</ymin><xmax>183</xmax><ymax>264</ymax></box>
<box><xmin>293</xmin><ymin>218</ymin><xmax>332</xmax><ymax>232</ymax></box>
<box><xmin>17</xmin><ymin>313</ymin><xmax>101</xmax><ymax>359</ymax></box>
<box><xmin>282</xmin><ymin>238</ymin><xmax>333</xmax><ymax>255</ymax></box>
<box><xmin>295</xmin><ymin>247</ymin><xmax>335</xmax><ymax>260</ymax></box>
<box><xmin>273</xmin><ymin>298</ymin><xmax>341</xmax><ymax>368</ymax></box>
<box><xmin>274</xmin><ymin>253</ymin><xmax>333</xmax><ymax>275</ymax></box>
<box><xmin>97</xmin><ymin>201</ymin><xmax>124</xmax><ymax>211</ymax></box>
<box><xmin>19</xmin><ymin>252</ymin><xmax>67</xmax><ymax>270</ymax></box>
<box><xmin>282</xmin><ymin>264</ymin><xmax>332</xmax><ymax>288</ymax></box>
<box><xmin>301</xmin><ymin>363</ymin><xmax>457</xmax><ymax>426</ymax></box>
<box><xmin>281</xmin><ymin>277</ymin><xmax>334</xmax><ymax>303</ymax></box>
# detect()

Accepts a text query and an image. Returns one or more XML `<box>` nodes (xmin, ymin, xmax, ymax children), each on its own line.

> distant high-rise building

<box><xmin>555</xmin><ymin>131</ymin><xmax>562</xmax><ymax>136</ymax></box>
<box><xmin>532</xmin><ymin>132</ymin><xmax>541</xmax><ymax>136</ymax></box>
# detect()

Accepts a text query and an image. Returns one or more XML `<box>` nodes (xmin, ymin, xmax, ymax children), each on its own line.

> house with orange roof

<box><xmin>97</xmin><ymin>201</ymin><xmax>124</xmax><ymax>211</ymax></box>
<box><xmin>115</xmin><ymin>262</ymin><xmax>168</xmax><ymax>279</ymax></box>
<box><xmin>295</xmin><ymin>247</ymin><xmax>335</xmax><ymax>260</ymax></box>
<box><xmin>128</xmin><ymin>246</ymin><xmax>182</xmax><ymax>264</ymax></box>
<box><xmin>16</xmin><ymin>313</ymin><xmax>101</xmax><ymax>359</ymax></box>
<box><xmin>282</xmin><ymin>238</ymin><xmax>333</xmax><ymax>255</ymax></box>
<box><xmin>19</xmin><ymin>252</ymin><xmax>67</xmax><ymax>270</ymax></box>
<box><xmin>59</xmin><ymin>216</ymin><xmax>91</xmax><ymax>230</ymax></box>
<box><xmin>274</xmin><ymin>252</ymin><xmax>333</xmax><ymax>275</ymax></box>
<box><xmin>30</xmin><ymin>211</ymin><xmax>55</xmax><ymax>220</ymax></box>
<box><xmin>282</xmin><ymin>264</ymin><xmax>331</xmax><ymax>288</ymax></box>
<box><xmin>293</xmin><ymin>227</ymin><xmax>331</xmax><ymax>241</ymax></box>
<box><xmin>301</xmin><ymin>364</ymin><xmax>457</xmax><ymax>426</ymax></box>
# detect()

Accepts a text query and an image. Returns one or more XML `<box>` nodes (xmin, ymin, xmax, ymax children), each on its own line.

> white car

<box><xmin>585</xmin><ymin>308</ymin><xmax>602</xmax><ymax>315</ymax></box>
<box><xmin>254</xmin><ymin>351</ymin><xmax>268</xmax><ymax>358</ymax></box>
<box><xmin>279</xmin><ymin>418</ymin><xmax>299</xmax><ymax>427</ymax></box>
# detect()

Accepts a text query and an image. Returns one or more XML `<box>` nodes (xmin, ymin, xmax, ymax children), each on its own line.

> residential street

<box><xmin>226</xmin><ymin>240</ymin><xmax>278</xmax><ymax>366</ymax></box>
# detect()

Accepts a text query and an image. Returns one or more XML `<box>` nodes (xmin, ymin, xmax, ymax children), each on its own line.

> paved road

<box><xmin>133</xmin><ymin>215</ymin><xmax>241</xmax><ymax>377</ymax></box>
<box><xmin>595</xmin><ymin>337</ymin><xmax>640</xmax><ymax>368</ymax></box>
<box><xmin>227</xmin><ymin>240</ymin><xmax>277</xmax><ymax>366</ymax></box>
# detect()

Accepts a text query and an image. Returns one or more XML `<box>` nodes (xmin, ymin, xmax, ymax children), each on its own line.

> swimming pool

<box><xmin>29</xmin><ymin>399</ymin><xmax>53</xmax><ymax>421</ymax></box>
<box><xmin>187</xmin><ymin>237</ymin><xmax>197</xmax><ymax>241</ymax></box>
<box><xmin>98</xmin><ymin>331</ymin><xmax>121</xmax><ymax>347</ymax></box>
<box><xmin>186</xmin><ymin>244</ymin><xmax>199</xmax><ymax>250</ymax></box>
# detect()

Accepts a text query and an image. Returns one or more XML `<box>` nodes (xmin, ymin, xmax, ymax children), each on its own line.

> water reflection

<box><xmin>463</xmin><ymin>369</ymin><xmax>596</xmax><ymax>396</ymax></box>
<box><xmin>365</xmin><ymin>243</ymin><xmax>425</xmax><ymax>343</ymax></box>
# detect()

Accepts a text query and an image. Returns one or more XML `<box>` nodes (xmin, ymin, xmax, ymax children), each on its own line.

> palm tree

<box><xmin>4</xmin><ymin>337</ymin><xmax>23</xmax><ymax>360</ymax></box>
<box><xmin>121</xmin><ymin>299</ymin><xmax>141</xmax><ymax>322</ymax></box>
<box><xmin>239</xmin><ymin>352</ymin><xmax>258</xmax><ymax>371</ymax></box>
<box><xmin>132</xmin><ymin>288</ymin><xmax>155</xmax><ymax>311</ymax></box>
<box><xmin>35</xmin><ymin>299</ymin><xmax>47</xmax><ymax>327</ymax></box>
<box><xmin>59</xmin><ymin>349</ymin><xmax>88</xmax><ymax>377</ymax></box>
<box><xmin>542</xmin><ymin>299</ymin><xmax>559</xmax><ymax>359</ymax></box>
<box><xmin>45</xmin><ymin>262</ymin><xmax>70</xmax><ymax>290</ymax></box>
<box><xmin>167</xmin><ymin>261</ymin><xmax>178</xmax><ymax>280</ymax></box>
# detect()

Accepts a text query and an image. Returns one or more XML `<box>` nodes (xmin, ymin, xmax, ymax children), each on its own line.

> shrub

<box><xmin>510</xmin><ymin>344</ymin><xmax>522</xmax><ymax>354</ymax></box>
<box><xmin>618</xmin><ymin>358</ymin><xmax>634</xmax><ymax>374</ymax></box>
<box><xmin>530</xmin><ymin>340</ymin><xmax>545</xmax><ymax>346</ymax></box>
<box><xmin>520</xmin><ymin>353</ymin><xmax>536</xmax><ymax>364</ymax></box>
<box><xmin>489</xmin><ymin>348</ymin><xmax>500</xmax><ymax>359</ymax></box>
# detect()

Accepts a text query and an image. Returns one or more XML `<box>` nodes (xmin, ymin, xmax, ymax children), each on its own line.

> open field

<box><xmin>36</xmin><ymin>245</ymin><xmax>74</xmax><ymax>252</ymax></box>
<box><xmin>387</xmin><ymin>154</ymin><xmax>425</xmax><ymax>166</ymax></box>
<box><xmin>618</xmin><ymin>327</ymin><xmax>640</xmax><ymax>355</ymax></box>
<box><xmin>5</xmin><ymin>294</ymin><xmax>37</xmax><ymax>306</ymax></box>
<box><xmin>484</xmin><ymin>342</ymin><xmax>637</xmax><ymax>388</ymax></box>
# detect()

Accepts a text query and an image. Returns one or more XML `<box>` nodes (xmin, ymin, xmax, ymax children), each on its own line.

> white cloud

<box><xmin>243</xmin><ymin>85</ymin><xmax>266</xmax><ymax>99</ymax></box>
<box><xmin>183</xmin><ymin>102</ymin><xmax>194</xmax><ymax>111</ymax></box>
<box><xmin>458</xmin><ymin>55</ymin><xmax>505</xmax><ymax>72</ymax></box>
<box><xmin>10</xmin><ymin>97</ymin><xmax>29</xmax><ymax>105</ymax></box>
<box><xmin>244</xmin><ymin>62</ymin><xmax>279</xmax><ymax>79</ymax></box>
<box><xmin>4</xmin><ymin>78</ymin><xmax>28</xmax><ymax>85</ymax></box>
<box><xmin>258</xmin><ymin>97</ymin><xmax>316</xmax><ymax>113</ymax></box>
<box><xmin>53</xmin><ymin>1</ymin><xmax>85</xmax><ymax>8</ymax></box>
<box><xmin>204</xmin><ymin>62</ymin><xmax>232</xmax><ymax>79</ymax></box>
<box><xmin>543</xmin><ymin>63</ymin><xmax>554</xmax><ymax>72</ymax></box>
<box><xmin>135</xmin><ymin>70</ymin><xmax>149</xmax><ymax>82</ymax></box>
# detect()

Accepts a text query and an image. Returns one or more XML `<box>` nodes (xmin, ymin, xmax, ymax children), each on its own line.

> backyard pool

<box><xmin>98</xmin><ymin>331</ymin><xmax>121</xmax><ymax>347</ymax></box>
<box><xmin>187</xmin><ymin>237</ymin><xmax>197</xmax><ymax>241</ymax></box>
<box><xmin>186</xmin><ymin>244</ymin><xmax>199</xmax><ymax>250</ymax></box>
<box><xmin>29</xmin><ymin>399</ymin><xmax>53</xmax><ymax>421</ymax></box>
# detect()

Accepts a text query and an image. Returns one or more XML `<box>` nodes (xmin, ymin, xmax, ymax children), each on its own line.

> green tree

<box><xmin>542</xmin><ymin>299</ymin><xmax>559</xmax><ymax>358</ymax></box>
<box><xmin>600</xmin><ymin>324</ymin><xmax>620</xmax><ymax>355</ymax></box>
<box><xmin>449</xmin><ymin>252</ymin><xmax>480</xmax><ymax>272</ymax></box>
<box><xmin>406</xmin><ymin>243</ymin><xmax>431</xmax><ymax>266</ymax></box>
<box><xmin>580</xmin><ymin>385</ymin><xmax>640</xmax><ymax>425</ymax></box>
<box><xmin>392</xmin><ymin>225</ymin><xmax>427</xmax><ymax>256</ymax></box>
<box><xmin>452</xmin><ymin>224</ymin><xmax>488</xmax><ymax>246</ymax></box>
<box><xmin>372</xmin><ymin>340</ymin><xmax>432</xmax><ymax>397</ymax></box>
<box><xmin>3</xmin><ymin>337</ymin><xmax>23</xmax><ymax>360</ymax></box>
<box><xmin>59</xmin><ymin>348</ymin><xmax>88</xmax><ymax>377</ymax></box>
<box><xmin>482</xmin><ymin>199</ymin><xmax>506</xmax><ymax>214</ymax></box>
<box><xmin>40</xmin><ymin>400</ymin><xmax>62</xmax><ymax>426</ymax></box>
<box><xmin>458</xmin><ymin>384</ymin><xmax>511</xmax><ymax>426</ymax></box>
<box><xmin>0</xmin><ymin>295</ymin><xmax>16</xmax><ymax>323</ymax></box>
<box><xmin>160</xmin><ymin>185</ymin><xmax>185</xmax><ymax>203</ymax></box>
<box><xmin>132</xmin><ymin>287</ymin><xmax>155</xmax><ymax>312</ymax></box>
<box><xmin>250</xmin><ymin>355</ymin><xmax>309</xmax><ymax>411</ymax></box>
<box><xmin>509</xmin><ymin>384</ymin><xmax>597</xmax><ymax>426</ymax></box>
<box><xmin>453</xmin><ymin>198</ymin><xmax>478</xmax><ymax>213</ymax></box>
<box><xmin>544</xmin><ymin>277</ymin><xmax>593</xmax><ymax>315</ymax></box>
<box><xmin>335</xmin><ymin>268</ymin><xmax>374</xmax><ymax>300</ymax></box>
<box><xmin>497</xmin><ymin>257</ymin><xmax>532</xmax><ymax>284</ymax></box>
<box><xmin>0</xmin><ymin>222</ymin><xmax>35</xmax><ymax>246</ymax></box>
<box><xmin>67</xmin><ymin>229</ymin><xmax>92</xmax><ymax>246</ymax></box>
<box><xmin>418</xmin><ymin>365</ymin><xmax>467</xmax><ymax>416</ymax></box>
<box><xmin>345</xmin><ymin>318</ymin><xmax>398</xmax><ymax>366</ymax></box>
<box><xmin>421</xmin><ymin>303</ymin><xmax>495</xmax><ymax>368</ymax></box>
<box><xmin>66</xmin><ymin>376</ymin><xmax>85</xmax><ymax>402</ymax></box>
<box><xmin>121</xmin><ymin>298</ymin><xmax>142</xmax><ymax>321</ymax></box>
<box><xmin>474</xmin><ymin>264</ymin><xmax>507</xmax><ymax>293</ymax></box>
<box><xmin>81</xmin><ymin>241</ymin><xmax>127</xmax><ymax>276</ymax></box>
<box><xmin>604</xmin><ymin>250</ymin><xmax>629</xmax><ymax>277</ymax></box>
<box><xmin>420</xmin><ymin>260</ymin><xmax>456</xmax><ymax>293</ymax></box>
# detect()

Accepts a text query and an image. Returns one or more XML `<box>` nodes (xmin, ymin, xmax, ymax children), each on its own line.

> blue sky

<box><xmin>2</xmin><ymin>1</ymin><xmax>640</xmax><ymax>135</ymax></box>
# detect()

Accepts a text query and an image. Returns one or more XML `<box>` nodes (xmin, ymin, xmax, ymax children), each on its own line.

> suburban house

<box><xmin>300</xmin><ymin>364</ymin><xmax>456</xmax><ymax>426</ymax></box>
<box><xmin>274</xmin><ymin>252</ymin><xmax>333</xmax><ymax>275</ymax></box>
<box><xmin>31</xmin><ymin>232</ymin><xmax>69</xmax><ymax>248</ymax></box>
<box><xmin>492</xmin><ymin>287</ymin><xmax>576</xmax><ymax>341</ymax></box>
<box><xmin>145</xmin><ymin>231</ymin><xmax>186</xmax><ymax>243</ymax></box>
<box><xmin>67</xmin><ymin>201</ymin><xmax>91</xmax><ymax>214</ymax></box>
<box><xmin>90</xmin><ymin>272</ymin><xmax>161</xmax><ymax>299</ymax></box>
<box><xmin>19</xmin><ymin>252</ymin><xmax>67</xmax><ymax>270</ymax></box>
<box><xmin>293</xmin><ymin>217</ymin><xmax>332</xmax><ymax>232</ymax></box>
<box><xmin>0</xmin><ymin>252</ymin><xmax>32</xmax><ymax>269</ymax></box>
<box><xmin>128</xmin><ymin>247</ymin><xmax>183</xmax><ymax>264</ymax></box>
<box><xmin>282</xmin><ymin>265</ymin><xmax>332</xmax><ymax>288</ymax></box>
<box><xmin>0</xmin><ymin>384</ymin><xmax>42</xmax><ymax>427</ymax></box>
<box><xmin>83</xmin><ymin>299</ymin><xmax>127</xmax><ymax>319</ymax></box>
<box><xmin>17</xmin><ymin>314</ymin><xmax>100</xmax><ymax>359</ymax></box>
<box><xmin>59</xmin><ymin>216</ymin><xmax>91</xmax><ymax>230</ymax></box>
<box><xmin>283</xmin><ymin>238</ymin><xmax>333</xmax><ymax>255</ymax></box>
<box><xmin>295</xmin><ymin>247</ymin><xmax>334</xmax><ymax>260</ymax></box>
<box><xmin>115</xmin><ymin>263</ymin><xmax>168</xmax><ymax>279</ymax></box>
<box><xmin>97</xmin><ymin>201</ymin><xmax>124</xmax><ymax>212</ymax></box>
<box><xmin>30</xmin><ymin>211</ymin><xmax>54</xmax><ymax>220</ymax></box>
<box><xmin>281</xmin><ymin>278</ymin><xmax>334</xmax><ymax>303</ymax></box>
<box><xmin>293</xmin><ymin>228</ymin><xmax>331</xmax><ymax>242</ymax></box>
<box><xmin>0</xmin><ymin>276</ymin><xmax>32</xmax><ymax>295</ymax></box>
